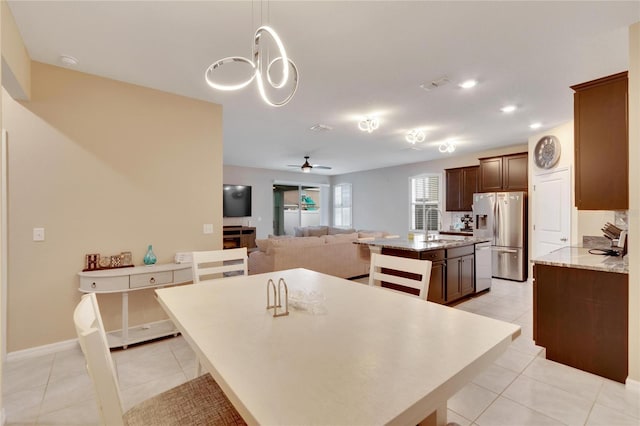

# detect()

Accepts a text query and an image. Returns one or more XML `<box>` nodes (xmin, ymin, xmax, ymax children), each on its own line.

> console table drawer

<box><xmin>130</xmin><ymin>271</ymin><xmax>173</xmax><ymax>289</ymax></box>
<box><xmin>80</xmin><ymin>276</ymin><xmax>129</xmax><ymax>292</ymax></box>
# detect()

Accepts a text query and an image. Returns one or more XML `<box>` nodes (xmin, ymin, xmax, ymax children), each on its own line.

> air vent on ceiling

<box><xmin>309</xmin><ymin>124</ymin><xmax>333</xmax><ymax>132</ymax></box>
<box><xmin>420</xmin><ymin>76</ymin><xmax>450</xmax><ymax>92</ymax></box>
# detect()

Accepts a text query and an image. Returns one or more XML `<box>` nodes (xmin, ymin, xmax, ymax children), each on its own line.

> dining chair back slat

<box><xmin>368</xmin><ymin>253</ymin><xmax>432</xmax><ymax>299</ymax></box>
<box><xmin>191</xmin><ymin>248</ymin><xmax>248</xmax><ymax>283</ymax></box>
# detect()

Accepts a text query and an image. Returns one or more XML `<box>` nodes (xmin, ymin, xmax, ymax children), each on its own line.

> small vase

<box><xmin>143</xmin><ymin>245</ymin><xmax>157</xmax><ymax>265</ymax></box>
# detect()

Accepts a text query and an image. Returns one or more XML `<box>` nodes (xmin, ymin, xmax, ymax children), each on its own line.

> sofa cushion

<box><xmin>257</xmin><ymin>236</ymin><xmax>324</xmax><ymax>254</ymax></box>
<box><xmin>357</xmin><ymin>230</ymin><xmax>386</xmax><ymax>239</ymax></box>
<box><xmin>305</xmin><ymin>226</ymin><xmax>329</xmax><ymax>237</ymax></box>
<box><xmin>293</xmin><ymin>227</ymin><xmax>305</xmax><ymax>237</ymax></box>
<box><xmin>328</xmin><ymin>227</ymin><xmax>356</xmax><ymax>235</ymax></box>
<box><xmin>323</xmin><ymin>232</ymin><xmax>359</xmax><ymax>243</ymax></box>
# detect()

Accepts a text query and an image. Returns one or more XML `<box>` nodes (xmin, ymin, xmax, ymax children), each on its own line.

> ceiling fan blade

<box><xmin>313</xmin><ymin>165</ymin><xmax>332</xmax><ymax>169</ymax></box>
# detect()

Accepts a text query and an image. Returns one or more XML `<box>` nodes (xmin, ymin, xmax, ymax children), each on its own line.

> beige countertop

<box><xmin>355</xmin><ymin>235</ymin><xmax>491</xmax><ymax>252</ymax></box>
<box><xmin>532</xmin><ymin>246</ymin><xmax>628</xmax><ymax>274</ymax></box>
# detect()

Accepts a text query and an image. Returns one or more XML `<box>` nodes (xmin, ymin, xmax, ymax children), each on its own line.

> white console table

<box><xmin>78</xmin><ymin>263</ymin><xmax>193</xmax><ymax>349</ymax></box>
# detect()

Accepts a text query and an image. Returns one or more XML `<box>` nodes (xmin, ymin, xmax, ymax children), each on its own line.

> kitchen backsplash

<box><xmin>614</xmin><ymin>210</ymin><xmax>628</xmax><ymax>230</ymax></box>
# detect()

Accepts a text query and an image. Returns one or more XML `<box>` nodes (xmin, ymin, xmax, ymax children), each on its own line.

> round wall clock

<box><xmin>534</xmin><ymin>135</ymin><xmax>561</xmax><ymax>169</ymax></box>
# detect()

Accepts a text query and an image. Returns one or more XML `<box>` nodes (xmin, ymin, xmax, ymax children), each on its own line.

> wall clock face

<box><xmin>534</xmin><ymin>135</ymin><xmax>561</xmax><ymax>169</ymax></box>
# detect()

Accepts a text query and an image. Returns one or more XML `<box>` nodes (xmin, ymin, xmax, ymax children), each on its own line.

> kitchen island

<box><xmin>356</xmin><ymin>235</ymin><xmax>490</xmax><ymax>305</ymax></box>
<box><xmin>532</xmin><ymin>246</ymin><xmax>628</xmax><ymax>382</ymax></box>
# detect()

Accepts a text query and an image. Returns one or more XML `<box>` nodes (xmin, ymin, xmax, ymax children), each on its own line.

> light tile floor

<box><xmin>3</xmin><ymin>278</ymin><xmax>639</xmax><ymax>425</ymax></box>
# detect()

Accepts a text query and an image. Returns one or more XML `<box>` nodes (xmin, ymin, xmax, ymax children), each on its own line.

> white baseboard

<box><xmin>5</xmin><ymin>338</ymin><xmax>78</xmax><ymax>362</ymax></box>
<box><xmin>626</xmin><ymin>377</ymin><xmax>640</xmax><ymax>390</ymax></box>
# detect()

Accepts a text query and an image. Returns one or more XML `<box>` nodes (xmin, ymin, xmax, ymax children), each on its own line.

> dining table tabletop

<box><xmin>155</xmin><ymin>268</ymin><xmax>520</xmax><ymax>426</ymax></box>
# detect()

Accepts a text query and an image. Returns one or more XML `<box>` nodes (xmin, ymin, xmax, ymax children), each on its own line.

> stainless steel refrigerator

<box><xmin>472</xmin><ymin>192</ymin><xmax>527</xmax><ymax>281</ymax></box>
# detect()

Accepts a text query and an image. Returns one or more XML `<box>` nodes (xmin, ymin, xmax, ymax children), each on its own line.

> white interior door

<box><xmin>533</xmin><ymin>167</ymin><xmax>571</xmax><ymax>258</ymax></box>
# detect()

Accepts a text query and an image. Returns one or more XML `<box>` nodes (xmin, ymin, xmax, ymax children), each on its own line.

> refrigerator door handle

<box><xmin>492</xmin><ymin>247</ymin><xmax>518</xmax><ymax>253</ymax></box>
<box><xmin>493</xmin><ymin>199</ymin><xmax>499</xmax><ymax>245</ymax></box>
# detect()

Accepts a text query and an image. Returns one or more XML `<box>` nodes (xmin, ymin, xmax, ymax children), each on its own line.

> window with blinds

<box><xmin>333</xmin><ymin>183</ymin><xmax>352</xmax><ymax>228</ymax></box>
<box><xmin>410</xmin><ymin>174</ymin><xmax>441</xmax><ymax>231</ymax></box>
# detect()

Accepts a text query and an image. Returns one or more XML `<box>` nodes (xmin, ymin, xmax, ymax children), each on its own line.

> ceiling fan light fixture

<box><xmin>301</xmin><ymin>156</ymin><xmax>313</xmax><ymax>173</ymax></box>
<box><xmin>406</xmin><ymin>129</ymin><xmax>425</xmax><ymax>144</ymax></box>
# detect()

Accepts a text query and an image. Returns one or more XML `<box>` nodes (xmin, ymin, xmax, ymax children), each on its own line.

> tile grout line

<box><xmin>35</xmin><ymin>351</ymin><xmax>58</xmax><ymax>424</ymax></box>
<box><xmin>469</xmin><ymin>344</ymin><xmax>541</xmax><ymax>425</ymax></box>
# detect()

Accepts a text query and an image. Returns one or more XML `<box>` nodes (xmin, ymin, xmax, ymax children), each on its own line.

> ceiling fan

<box><xmin>287</xmin><ymin>156</ymin><xmax>332</xmax><ymax>173</ymax></box>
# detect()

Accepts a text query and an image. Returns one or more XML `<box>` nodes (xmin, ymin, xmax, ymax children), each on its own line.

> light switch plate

<box><xmin>203</xmin><ymin>224</ymin><xmax>214</xmax><ymax>234</ymax></box>
<box><xmin>33</xmin><ymin>227</ymin><xmax>45</xmax><ymax>241</ymax></box>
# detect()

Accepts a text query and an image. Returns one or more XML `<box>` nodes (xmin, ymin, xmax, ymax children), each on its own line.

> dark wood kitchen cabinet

<box><xmin>445</xmin><ymin>166</ymin><xmax>479</xmax><ymax>211</ymax></box>
<box><xmin>446</xmin><ymin>246</ymin><xmax>475</xmax><ymax>301</ymax></box>
<box><xmin>427</xmin><ymin>260</ymin><xmax>446</xmax><ymax>304</ymax></box>
<box><xmin>478</xmin><ymin>153</ymin><xmax>528</xmax><ymax>192</ymax></box>
<box><xmin>380</xmin><ymin>247</ymin><xmax>473</xmax><ymax>305</ymax></box>
<box><xmin>571</xmin><ymin>72</ymin><xmax>628</xmax><ymax>210</ymax></box>
<box><xmin>533</xmin><ymin>264</ymin><xmax>628</xmax><ymax>383</ymax></box>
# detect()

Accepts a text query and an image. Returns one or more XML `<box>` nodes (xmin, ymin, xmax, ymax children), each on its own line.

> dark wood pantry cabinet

<box><xmin>445</xmin><ymin>166</ymin><xmax>479</xmax><ymax>211</ymax></box>
<box><xmin>571</xmin><ymin>71</ymin><xmax>628</xmax><ymax>210</ymax></box>
<box><xmin>478</xmin><ymin>153</ymin><xmax>528</xmax><ymax>192</ymax></box>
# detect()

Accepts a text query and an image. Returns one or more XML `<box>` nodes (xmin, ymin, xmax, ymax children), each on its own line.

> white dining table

<box><xmin>155</xmin><ymin>268</ymin><xmax>520</xmax><ymax>426</ymax></box>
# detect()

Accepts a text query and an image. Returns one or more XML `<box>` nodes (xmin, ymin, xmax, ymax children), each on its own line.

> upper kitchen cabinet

<box><xmin>445</xmin><ymin>166</ymin><xmax>479</xmax><ymax>211</ymax></box>
<box><xmin>478</xmin><ymin>153</ymin><xmax>528</xmax><ymax>192</ymax></box>
<box><xmin>571</xmin><ymin>72</ymin><xmax>628</xmax><ymax>210</ymax></box>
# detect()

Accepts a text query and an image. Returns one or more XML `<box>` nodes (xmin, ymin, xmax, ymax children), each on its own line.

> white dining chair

<box><xmin>368</xmin><ymin>253</ymin><xmax>432</xmax><ymax>300</ymax></box>
<box><xmin>73</xmin><ymin>293</ymin><xmax>246</xmax><ymax>426</ymax></box>
<box><xmin>191</xmin><ymin>247</ymin><xmax>248</xmax><ymax>283</ymax></box>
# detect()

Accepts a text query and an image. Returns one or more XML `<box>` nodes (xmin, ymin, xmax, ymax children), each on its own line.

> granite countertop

<box><xmin>354</xmin><ymin>235</ymin><xmax>491</xmax><ymax>252</ymax></box>
<box><xmin>440</xmin><ymin>230</ymin><xmax>474</xmax><ymax>236</ymax></box>
<box><xmin>532</xmin><ymin>246</ymin><xmax>628</xmax><ymax>274</ymax></box>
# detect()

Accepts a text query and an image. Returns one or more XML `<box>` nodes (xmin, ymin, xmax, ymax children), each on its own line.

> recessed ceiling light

<box><xmin>501</xmin><ymin>105</ymin><xmax>517</xmax><ymax>113</ymax></box>
<box><xmin>459</xmin><ymin>80</ymin><xmax>477</xmax><ymax>89</ymax></box>
<box><xmin>529</xmin><ymin>122</ymin><xmax>542</xmax><ymax>129</ymax></box>
<box><xmin>59</xmin><ymin>55</ymin><xmax>79</xmax><ymax>67</ymax></box>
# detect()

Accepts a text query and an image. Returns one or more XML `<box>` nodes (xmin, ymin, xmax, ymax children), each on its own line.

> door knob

<box><xmin>560</xmin><ymin>237</ymin><xmax>568</xmax><ymax>242</ymax></box>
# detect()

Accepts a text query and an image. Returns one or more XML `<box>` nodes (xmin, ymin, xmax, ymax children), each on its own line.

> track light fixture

<box><xmin>358</xmin><ymin>117</ymin><xmax>379</xmax><ymax>133</ymax></box>
<box><xmin>405</xmin><ymin>129</ymin><xmax>425</xmax><ymax>144</ymax></box>
<box><xmin>439</xmin><ymin>140</ymin><xmax>456</xmax><ymax>154</ymax></box>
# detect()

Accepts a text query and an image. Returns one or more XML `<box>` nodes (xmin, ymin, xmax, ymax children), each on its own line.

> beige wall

<box><xmin>3</xmin><ymin>62</ymin><xmax>223</xmax><ymax>352</ymax></box>
<box><xmin>527</xmin><ymin>121</ymin><xmax>577</xmax><ymax>276</ymax></box>
<box><xmin>1</xmin><ymin>1</ymin><xmax>30</xmax><ymax>100</ymax></box>
<box><xmin>628</xmin><ymin>22</ymin><xmax>639</xmax><ymax>383</ymax></box>
<box><xmin>0</xmin><ymin>0</ymin><xmax>4</xmax><ymax>413</ymax></box>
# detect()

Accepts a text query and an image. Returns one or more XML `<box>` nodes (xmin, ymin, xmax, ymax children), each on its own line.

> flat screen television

<box><xmin>223</xmin><ymin>184</ymin><xmax>252</xmax><ymax>217</ymax></box>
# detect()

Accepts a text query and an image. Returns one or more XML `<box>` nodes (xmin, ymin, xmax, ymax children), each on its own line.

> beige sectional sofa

<box><xmin>248</xmin><ymin>227</ymin><xmax>392</xmax><ymax>278</ymax></box>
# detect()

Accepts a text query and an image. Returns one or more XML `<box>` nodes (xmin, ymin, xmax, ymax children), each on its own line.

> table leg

<box><xmin>122</xmin><ymin>292</ymin><xmax>129</xmax><ymax>349</ymax></box>
<box><xmin>418</xmin><ymin>403</ymin><xmax>447</xmax><ymax>426</ymax></box>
